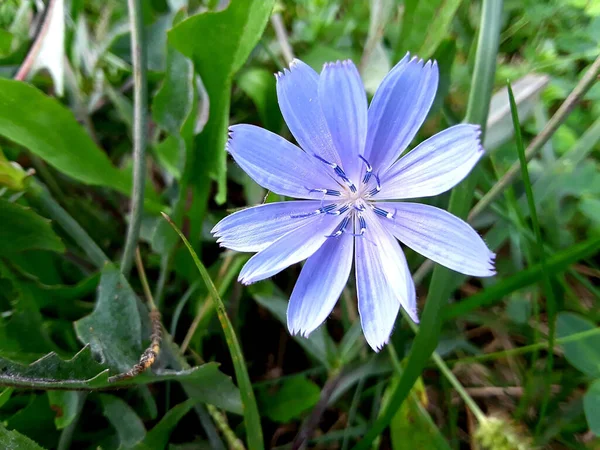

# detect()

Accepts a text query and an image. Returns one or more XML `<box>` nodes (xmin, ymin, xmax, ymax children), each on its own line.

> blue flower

<box><xmin>212</xmin><ymin>55</ymin><xmax>495</xmax><ymax>351</ymax></box>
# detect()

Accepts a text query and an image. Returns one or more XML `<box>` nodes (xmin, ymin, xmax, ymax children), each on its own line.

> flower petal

<box><xmin>287</xmin><ymin>231</ymin><xmax>353</xmax><ymax>337</ymax></box>
<box><xmin>318</xmin><ymin>60</ymin><xmax>368</xmax><ymax>181</ymax></box>
<box><xmin>356</xmin><ymin>209</ymin><xmax>417</xmax><ymax>351</ymax></box>
<box><xmin>212</xmin><ymin>201</ymin><xmax>327</xmax><ymax>252</ymax></box>
<box><xmin>238</xmin><ymin>213</ymin><xmax>342</xmax><ymax>285</ymax></box>
<box><xmin>377</xmin><ymin>202</ymin><xmax>496</xmax><ymax>276</ymax></box>
<box><xmin>276</xmin><ymin>59</ymin><xmax>341</xmax><ymax>166</ymax></box>
<box><xmin>364</xmin><ymin>54</ymin><xmax>438</xmax><ymax>173</ymax></box>
<box><xmin>227</xmin><ymin>124</ymin><xmax>340</xmax><ymax>199</ymax></box>
<box><xmin>378</xmin><ymin>124</ymin><xmax>484</xmax><ymax>200</ymax></box>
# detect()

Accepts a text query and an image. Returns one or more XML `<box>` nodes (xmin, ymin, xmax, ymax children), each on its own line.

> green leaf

<box><xmin>0</xmin><ymin>424</ymin><xmax>46</xmax><ymax>450</ymax></box>
<box><xmin>237</xmin><ymin>68</ymin><xmax>283</xmax><ymax>132</ymax></box>
<box><xmin>47</xmin><ymin>391</ymin><xmax>82</xmax><ymax>430</ymax></box>
<box><xmin>168</xmin><ymin>0</ymin><xmax>276</xmax><ymax>205</ymax></box>
<box><xmin>0</xmin><ymin>387</ymin><xmax>13</xmax><ymax>408</ymax></box>
<box><xmin>0</xmin><ymin>346</ymin><xmax>240</xmax><ymax>411</ymax></box>
<box><xmin>0</xmin><ymin>199</ymin><xmax>64</xmax><ymax>254</ymax></box>
<box><xmin>0</xmin><ymin>29</ymin><xmax>13</xmax><ymax>57</ymax></box>
<box><xmin>584</xmin><ymin>379</ymin><xmax>600</xmax><ymax>436</ymax></box>
<box><xmin>134</xmin><ymin>399</ymin><xmax>196</xmax><ymax>450</ymax></box>
<box><xmin>395</xmin><ymin>0</ymin><xmax>463</xmax><ymax>61</ymax></box>
<box><xmin>258</xmin><ymin>375</ymin><xmax>320</xmax><ymax>423</ymax></box>
<box><xmin>99</xmin><ymin>394</ymin><xmax>146</xmax><ymax>448</ymax></box>
<box><xmin>556</xmin><ymin>312</ymin><xmax>600</xmax><ymax>377</ymax></box>
<box><xmin>74</xmin><ymin>265</ymin><xmax>143</xmax><ymax>372</ymax></box>
<box><xmin>162</xmin><ymin>213</ymin><xmax>264</xmax><ymax>450</ymax></box>
<box><xmin>0</xmin><ymin>80</ymin><xmax>129</xmax><ymax>193</ymax></box>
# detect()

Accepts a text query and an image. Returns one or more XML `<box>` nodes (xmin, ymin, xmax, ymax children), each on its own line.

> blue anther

<box><xmin>326</xmin><ymin>216</ymin><xmax>350</xmax><ymax>238</ymax></box>
<box><xmin>308</xmin><ymin>188</ymin><xmax>342</xmax><ymax>197</ymax></box>
<box><xmin>327</xmin><ymin>204</ymin><xmax>350</xmax><ymax>216</ymax></box>
<box><xmin>372</xmin><ymin>205</ymin><xmax>394</xmax><ymax>219</ymax></box>
<box><xmin>291</xmin><ymin>203</ymin><xmax>337</xmax><ymax>218</ymax></box>
<box><xmin>359</xmin><ymin>155</ymin><xmax>373</xmax><ymax>184</ymax></box>
<box><xmin>312</xmin><ymin>154</ymin><xmax>357</xmax><ymax>193</ymax></box>
<box><xmin>350</xmin><ymin>214</ymin><xmax>366</xmax><ymax>236</ymax></box>
<box><xmin>367</xmin><ymin>173</ymin><xmax>382</xmax><ymax>197</ymax></box>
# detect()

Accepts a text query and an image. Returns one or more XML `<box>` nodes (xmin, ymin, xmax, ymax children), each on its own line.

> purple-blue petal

<box><xmin>378</xmin><ymin>124</ymin><xmax>484</xmax><ymax>200</ymax></box>
<box><xmin>238</xmin><ymin>213</ymin><xmax>343</xmax><ymax>285</ymax></box>
<box><xmin>356</xmin><ymin>209</ymin><xmax>417</xmax><ymax>351</ymax></box>
<box><xmin>364</xmin><ymin>54</ymin><xmax>438</xmax><ymax>173</ymax></box>
<box><xmin>227</xmin><ymin>124</ymin><xmax>339</xmax><ymax>199</ymax></box>
<box><xmin>318</xmin><ymin>60</ymin><xmax>368</xmax><ymax>182</ymax></box>
<box><xmin>212</xmin><ymin>201</ymin><xmax>325</xmax><ymax>253</ymax></box>
<box><xmin>287</xmin><ymin>230</ymin><xmax>353</xmax><ymax>337</ymax></box>
<box><xmin>377</xmin><ymin>202</ymin><xmax>496</xmax><ymax>277</ymax></box>
<box><xmin>276</xmin><ymin>59</ymin><xmax>341</xmax><ymax>166</ymax></box>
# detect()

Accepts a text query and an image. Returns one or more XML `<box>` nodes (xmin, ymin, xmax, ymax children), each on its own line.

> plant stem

<box><xmin>120</xmin><ymin>0</ymin><xmax>148</xmax><ymax>276</ymax></box>
<box><xmin>28</xmin><ymin>181</ymin><xmax>109</xmax><ymax>268</ymax></box>
<box><xmin>57</xmin><ymin>392</ymin><xmax>87</xmax><ymax>450</ymax></box>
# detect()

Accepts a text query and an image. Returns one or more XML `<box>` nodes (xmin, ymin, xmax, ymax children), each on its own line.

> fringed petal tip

<box><xmin>288</xmin><ymin>326</ymin><xmax>314</xmax><ymax>339</ymax></box>
<box><xmin>366</xmin><ymin>336</ymin><xmax>390</xmax><ymax>353</ymax></box>
<box><xmin>321</xmin><ymin>59</ymin><xmax>356</xmax><ymax>71</ymax></box>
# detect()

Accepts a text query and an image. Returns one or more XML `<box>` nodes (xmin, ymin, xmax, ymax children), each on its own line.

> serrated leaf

<box><xmin>557</xmin><ymin>312</ymin><xmax>600</xmax><ymax>377</ymax></box>
<box><xmin>99</xmin><ymin>394</ymin><xmax>146</xmax><ymax>448</ymax></box>
<box><xmin>168</xmin><ymin>0</ymin><xmax>275</xmax><ymax>205</ymax></box>
<box><xmin>74</xmin><ymin>265</ymin><xmax>143</xmax><ymax>372</ymax></box>
<box><xmin>0</xmin><ymin>347</ymin><xmax>241</xmax><ymax>412</ymax></box>
<box><xmin>0</xmin><ymin>424</ymin><xmax>46</xmax><ymax>450</ymax></box>
<box><xmin>584</xmin><ymin>379</ymin><xmax>600</xmax><ymax>436</ymax></box>
<box><xmin>258</xmin><ymin>375</ymin><xmax>320</xmax><ymax>423</ymax></box>
<box><xmin>0</xmin><ymin>199</ymin><xmax>64</xmax><ymax>254</ymax></box>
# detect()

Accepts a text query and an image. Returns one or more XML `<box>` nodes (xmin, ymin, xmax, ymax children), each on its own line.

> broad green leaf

<box><xmin>395</xmin><ymin>0</ymin><xmax>463</xmax><ymax>61</ymax></box>
<box><xmin>169</xmin><ymin>0</ymin><xmax>276</xmax><ymax>205</ymax></box>
<box><xmin>134</xmin><ymin>400</ymin><xmax>196</xmax><ymax>450</ymax></box>
<box><xmin>99</xmin><ymin>394</ymin><xmax>146</xmax><ymax>448</ymax></box>
<box><xmin>0</xmin><ymin>424</ymin><xmax>45</xmax><ymax>450</ymax></box>
<box><xmin>258</xmin><ymin>375</ymin><xmax>320</xmax><ymax>423</ymax></box>
<box><xmin>74</xmin><ymin>265</ymin><xmax>142</xmax><ymax>372</ymax></box>
<box><xmin>556</xmin><ymin>312</ymin><xmax>600</xmax><ymax>377</ymax></box>
<box><xmin>0</xmin><ymin>199</ymin><xmax>64</xmax><ymax>254</ymax></box>
<box><xmin>584</xmin><ymin>379</ymin><xmax>600</xmax><ymax>436</ymax></box>
<box><xmin>237</xmin><ymin>68</ymin><xmax>283</xmax><ymax>132</ymax></box>
<box><xmin>47</xmin><ymin>391</ymin><xmax>82</xmax><ymax>430</ymax></box>
<box><xmin>0</xmin><ymin>80</ymin><xmax>129</xmax><ymax>193</ymax></box>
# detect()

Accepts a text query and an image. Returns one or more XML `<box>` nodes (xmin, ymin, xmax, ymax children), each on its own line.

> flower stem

<box><xmin>28</xmin><ymin>181</ymin><xmax>109</xmax><ymax>267</ymax></box>
<box><xmin>120</xmin><ymin>0</ymin><xmax>148</xmax><ymax>276</ymax></box>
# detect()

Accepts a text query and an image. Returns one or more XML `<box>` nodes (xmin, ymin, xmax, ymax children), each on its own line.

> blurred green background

<box><xmin>0</xmin><ymin>0</ymin><xmax>599</xmax><ymax>448</ymax></box>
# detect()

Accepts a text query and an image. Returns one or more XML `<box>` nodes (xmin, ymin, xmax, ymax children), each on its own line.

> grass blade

<box><xmin>161</xmin><ymin>213</ymin><xmax>264</xmax><ymax>450</ymax></box>
<box><xmin>444</xmin><ymin>236</ymin><xmax>600</xmax><ymax>320</ymax></box>
<box><xmin>508</xmin><ymin>81</ymin><xmax>558</xmax><ymax>434</ymax></box>
<box><xmin>353</xmin><ymin>1</ymin><xmax>503</xmax><ymax>447</ymax></box>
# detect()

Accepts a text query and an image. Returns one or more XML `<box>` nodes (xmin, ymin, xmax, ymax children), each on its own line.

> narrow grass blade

<box><xmin>353</xmin><ymin>2</ymin><xmax>504</xmax><ymax>447</ymax></box>
<box><xmin>444</xmin><ymin>236</ymin><xmax>600</xmax><ymax>320</ymax></box>
<box><xmin>508</xmin><ymin>81</ymin><xmax>558</xmax><ymax>433</ymax></box>
<box><xmin>161</xmin><ymin>213</ymin><xmax>264</xmax><ymax>450</ymax></box>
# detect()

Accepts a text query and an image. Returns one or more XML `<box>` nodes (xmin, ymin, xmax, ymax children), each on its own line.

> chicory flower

<box><xmin>212</xmin><ymin>54</ymin><xmax>495</xmax><ymax>351</ymax></box>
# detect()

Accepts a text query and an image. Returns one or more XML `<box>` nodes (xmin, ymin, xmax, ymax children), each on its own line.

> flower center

<box><xmin>295</xmin><ymin>154</ymin><xmax>395</xmax><ymax>238</ymax></box>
